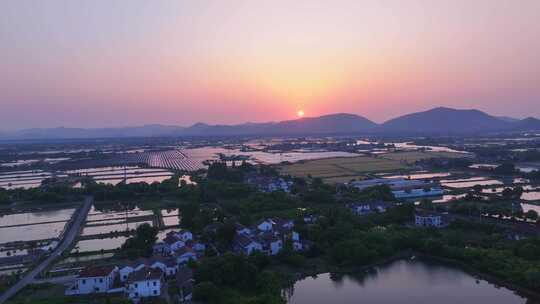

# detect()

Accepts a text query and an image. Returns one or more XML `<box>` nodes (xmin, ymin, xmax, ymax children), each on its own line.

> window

<box><xmin>99</xmin><ymin>278</ymin><xmax>103</xmax><ymax>283</ymax></box>
<box><xmin>153</xmin><ymin>281</ymin><xmax>157</xmax><ymax>286</ymax></box>
<box><xmin>153</xmin><ymin>290</ymin><xmax>157</xmax><ymax>295</ymax></box>
<box><xmin>134</xmin><ymin>283</ymin><xmax>138</xmax><ymax>288</ymax></box>
<box><xmin>81</xmin><ymin>279</ymin><xmax>86</xmax><ymax>284</ymax></box>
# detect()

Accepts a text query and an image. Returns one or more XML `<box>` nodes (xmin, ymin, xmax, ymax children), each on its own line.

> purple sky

<box><xmin>1</xmin><ymin>0</ymin><xmax>539</xmax><ymax>130</ymax></box>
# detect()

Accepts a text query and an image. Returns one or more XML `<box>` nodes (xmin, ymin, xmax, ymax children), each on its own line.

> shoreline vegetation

<box><xmin>280</xmin><ymin>251</ymin><xmax>540</xmax><ymax>303</ymax></box>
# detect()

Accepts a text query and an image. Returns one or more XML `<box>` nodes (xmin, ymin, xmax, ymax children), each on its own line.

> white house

<box><xmin>350</xmin><ymin>202</ymin><xmax>389</xmax><ymax>216</ymax></box>
<box><xmin>176</xmin><ymin>230</ymin><xmax>193</xmax><ymax>242</ymax></box>
<box><xmin>126</xmin><ymin>267</ymin><xmax>164</xmax><ymax>300</ymax></box>
<box><xmin>152</xmin><ymin>242</ymin><xmax>171</xmax><ymax>256</ymax></box>
<box><xmin>234</xmin><ymin>234</ymin><xmax>263</xmax><ymax>255</ymax></box>
<box><xmin>269</xmin><ymin>239</ymin><xmax>283</xmax><ymax>255</ymax></box>
<box><xmin>151</xmin><ymin>258</ymin><xmax>178</xmax><ymax>277</ymax></box>
<box><xmin>272</xmin><ymin>218</ymin><xmax>294</xmax><ymax>230</ymax></box>
<box><xmin>415</xmin><ymin>212</ymin><xmax>443</xmax><ymax>227</ymax></box>
<box><xmin>119</xmin><ymin>264</ymin><xmax>145</xmax><ymax>283</ymax></box>
<box><xmin>119</xmin><ymin>258</ymin><xmax>178</xmax><ymax>282</ymax></box>
<box><xmin>163</xmin><ymin>234</ymin><xmax>186</xmax><ymax>252</ymax></box>
<box><xmin>66</xmin><ymin>266</ymin><xmax>118</xmax><ymax>295</ymax></box>
<box><xmin>235</xmin><ymin>223</ymin><xmax>251</xmax><ymax>235</ymax></box>
<box><xmin>175</xmin><ymin>247</ymin><xmax>197</xmax><ymax>264</ymax></box>
<box><xmin>256</xmin><ymin>219</ymin><xmax>274</xmax><ymax>232</ymax></box>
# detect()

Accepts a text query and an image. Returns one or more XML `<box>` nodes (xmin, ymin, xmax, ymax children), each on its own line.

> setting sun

<box><xmin>297</xmin><ymin>110</ymin><xmax>305</xmax><ymax>118</ymax></box>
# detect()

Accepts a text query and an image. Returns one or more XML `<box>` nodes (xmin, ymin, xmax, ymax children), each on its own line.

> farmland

<box><xmin>278</xmin><ymin>151</ymin><xmax>469</xmax><ymax>184</ymax></box>
<box><xmin>277</xmin><ymin>156</ymin><xmax>406</xmax><ymax>183</ymax></box>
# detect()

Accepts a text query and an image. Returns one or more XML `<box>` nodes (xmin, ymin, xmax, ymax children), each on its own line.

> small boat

<box><xmin>410</xmin><ymin>255</ymin><xmax>416</xmax><ymax>260</ymax></box>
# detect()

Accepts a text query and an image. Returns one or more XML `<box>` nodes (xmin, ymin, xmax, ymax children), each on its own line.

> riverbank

<box><xmin>416</xmin><ymin>253</ymin><xmax>540</xmax><ymax>301</ymax></box>
<box><xmin>281</xmin><ymin>250</ymin><xmax>540</xmax><ymax>302</ymax></box>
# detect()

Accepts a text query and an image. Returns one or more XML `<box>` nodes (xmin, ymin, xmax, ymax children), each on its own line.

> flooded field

<box><xmin>87</xmin><ymin>206</ymin><xmax>153</xmax><ymax>221</ymax></box>
<box><xmin>382</xmin><ymin>172</ymin><xmax>451</xmax><ymax>180</ymax></box>
<box><xmin>184</xmin><ymin>147</ymin><xmax>361</xmax><ymax>166</ymax></box>
<box><xmin>441</xmin><ymin>177</ymin><xmax>504</xmax><ymax>189</ymax></box>
<box><xmin>0</xmin><ymin>170</ymin><xmax>67</xmax><ymax>189</ymax></box>
<box><xmin>81</xmin><ymin>220</ymin><xmax>153</xmax><ymax>236</ymax></box>
<box><xmin>0</xmin><ymin>221</ymin><xmax>67</xmax><ymax>244</ymax></box>
<box><xmin>521</xmin><ymin>203</ymin><xmax>540</xmax><ymax>214</ymax></box>
<box><xmin>67</xmin><ymin>166</ymin><xmax>174</xmax><ymax>185</ymax></box>
<box><xmin>0</xmin><ymin>208</ymin><xmax>75</xmax><ymax>227</ymax></box>
<box><xmin>520</xmin><ymin>191</ymin><xmax>540</xmax><ymax>201</ymax></box>
<box><xmin>386</xmin><ymin>142</ymin><xmax>469</xmax><ymax>154</ymax></box>
<box><xmin>72</xmin><ymin>236</ymin><xmax>128</xmax><ymax>253</ymax></box>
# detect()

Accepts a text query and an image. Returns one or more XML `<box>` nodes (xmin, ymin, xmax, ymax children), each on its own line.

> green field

<box><xmin>278</xmin><ymin>151</ymin><xmax>468</xmax><ymax>184</ymax></box>
<box><xmin>278</xmin><ymin>156</ymin><xmax>406</xmax><ymax>183</ymax></box>
<box><xmin>381</xmin><ymin>151</ymin><xmax>469</xmax><ymax>163</ymax></box>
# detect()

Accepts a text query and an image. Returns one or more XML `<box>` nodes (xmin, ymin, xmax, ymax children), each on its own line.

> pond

<box><xmin>72</xmin><ymin>236</ymin><xmax>128</xmax><ymax>253</ymax></box>
<box><xmin>0</xmin><ymin>208</ymin><xmax>75</xmax><ymax>227</ymax></box>
<box><xmin>0</xmin><ymin>221</ymin><xmax>67</xmax><ymax>244</ymax></box>
<box><xmin>286</xmin><ymin>260</ymin><xmax>532</xmax><ymax>304</ymax></box>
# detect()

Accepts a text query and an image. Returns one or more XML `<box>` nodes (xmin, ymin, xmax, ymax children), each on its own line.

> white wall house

<box><xmin>176</xmin><ymin>230</ymin><xmax>193</xmax><ymax>242</ymax></box>
<box><xmin>175</xmin><ymin>248</ymin><xmax>197</xmax><ymax>264</ymax></box>
<box><xmin>126</xmin><ymin>267</ymin><xmax>164</xmax><ymax>300</ymax></box>
<box><xmin>256</xmin><ymin>220</ymin><xmax>273</xmax><ymax>232</ymax></box>
<box><xmin>234</xmin><ymin>234</ymin><xmax>263</xmax><ymax>255</ymax></box>
<box><xmin>119</xmin><ymin>264</ymin><xmax>145</xmax><ymax>283</ymax></box>
<box><xmin>268</xmin><ymin>239</ymin><xmax>283</xmax><ymax>256</ymax></box>
<box><xmin>66</xmin><ymin>266</ymin><xmax>118</xmax><ymax>295</ymax></box>
<box><xmin>292</xmin><ymin>231</ymin><xmax>300</xmax><ymax>242</ymax></box>
<box><xmin>415</xmin><ymin>213</ymin><xmax>443</xmax><ymax>227</ymax></box>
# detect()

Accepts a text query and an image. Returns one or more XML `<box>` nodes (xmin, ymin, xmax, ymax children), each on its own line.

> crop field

<box><xmin>381</xmin><ymin>151</ymin><xmax>470</xmax><ymax>163</ymax></box>
<box><xmin>278</xmin><ymin>151</ymin><xmax>468</xmax><ymax>184</ymax></box>
<box><xmin>277</xmin><ymin>156</ymin><xmax>407</xmax><ymax>183</ymax></box>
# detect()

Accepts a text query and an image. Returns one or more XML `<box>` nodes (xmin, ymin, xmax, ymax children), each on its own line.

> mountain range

<box><xmin>2</xmin><ymin>107</ymin><xmax>540</xmax><ymax>140</ymax></box>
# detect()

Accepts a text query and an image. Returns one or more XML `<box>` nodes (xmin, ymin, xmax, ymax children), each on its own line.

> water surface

<box><xmin>286</xmin><ymin>260</ymin><xmax>530</xmax><ymax>304</ymax></box>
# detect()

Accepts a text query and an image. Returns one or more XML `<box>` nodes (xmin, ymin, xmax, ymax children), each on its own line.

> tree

<box><xmin>525</xmin><ymin>210</ymin><xmax>538</xmax><ymax>221</ymax></box>
<box><xmin>216</xmin><ymin>221</ymin><xmax>236</xmax><ymax>246</ymax></box>
<box><xmin>193</xmin><ymin>281</ymin><xmax>220</xmax><ymax>303</ymax></box>
<box><xmin>120</xmin><ymin>223</ymin><xmax>158</xmax><ymax>259</ymax></box>
<box><xmin>494</xmin><ymin>163</ymin><xmax>515</xmax><ymax>175</ymax></box>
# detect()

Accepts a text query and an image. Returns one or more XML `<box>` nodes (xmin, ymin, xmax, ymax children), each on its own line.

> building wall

<box><xmin>128</xmin><ymin>279</ymin><xmax>161</xmax><ymax>299</ymax></box>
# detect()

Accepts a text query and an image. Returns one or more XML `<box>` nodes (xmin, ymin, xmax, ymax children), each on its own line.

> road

<box><xmin>0</xmin><ymin>196</ymin><xmax>92</xmax><ymax>304</ymax></box>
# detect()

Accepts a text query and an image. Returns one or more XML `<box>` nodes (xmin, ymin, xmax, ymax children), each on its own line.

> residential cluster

<box><xmin>233</xmin><ymin>218</ymin><xmax>308</xmax><ymax>256</ymax></box>
<box><xmin>65</xmin><ymin>229</ymin><xmax>203</xmax><ymax>302</ymax></box>
<box><xmin>64</xmin><ymin>217</ymin><xmax>310</xmax><ymax>302</ymax></box>
<box><xmin>245</xmin><ymin>173</ymin><xmax>293</xmax><ymax>193</ymax></box>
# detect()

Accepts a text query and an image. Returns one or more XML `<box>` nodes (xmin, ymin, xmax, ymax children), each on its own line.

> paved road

<box><xmin>0</xmin><ymin>196</ymin><xmax>92</xmax><ymax>304</ymax></box>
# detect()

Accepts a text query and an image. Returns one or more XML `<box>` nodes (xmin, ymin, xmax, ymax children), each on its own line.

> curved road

<box><xmin>0</xmin><ymin>196</ymin><xmax>92</xmax><ymax>304</ymax></box>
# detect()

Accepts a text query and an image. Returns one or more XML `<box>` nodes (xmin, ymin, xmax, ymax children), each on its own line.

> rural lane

<box><xmin>0</xmin><ymin>196</ymin><xmax>92</xmax><ymax>303</ymax></box>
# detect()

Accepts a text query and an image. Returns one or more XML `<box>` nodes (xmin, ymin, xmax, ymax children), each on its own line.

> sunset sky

<box><xmin>1</xmin><ymin>0</ymin><xmax>540</xmax><ymax>130</ymax></box>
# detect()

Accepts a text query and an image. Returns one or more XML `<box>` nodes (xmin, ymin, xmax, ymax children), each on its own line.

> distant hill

<box><xmin>511</xmin><ymin>117</ymin><xmax>540</xmax><ymax>131</ymax></box>
<box><xmin>496</xmin><ymin>116</ymin><xmax>521</xmax><ymax>123</ymax></box>
<box><xmin>182</xmin><ymin>113</ymin><xmax>377</xmax><ymax>136</ymax></box>
<box><xmin>5</xmin><ymin>125</ymin><xmax>185</xmax><ymax>139</ymax></box>
<box><xmin>1</xmin><ymin>108</ymin><xmax>539</xmax><ymax>140</ymax></box>
<box><xmin>378</xmin><ymin>107</ymin><xmax>512</xmax><ymax>134</ymax></box>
